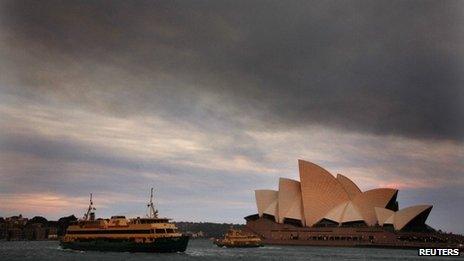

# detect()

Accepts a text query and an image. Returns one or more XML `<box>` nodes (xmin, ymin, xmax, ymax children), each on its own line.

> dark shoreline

<box><xmin>0</xmin><ymin>214</ymin><xmax>243</xmax><ymax>241</ymax></box>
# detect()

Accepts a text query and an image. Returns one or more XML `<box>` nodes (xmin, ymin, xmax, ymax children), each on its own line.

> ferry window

<box><xmin>67</xmin><ymin>229</ymin><xmax>151</xmax><ymax>234</ymax></box>
<box><xmin>155</xmin><ymin>229</ymin><xmax>166</xmax><ymax>233</ymax></box>
<box><xmin>166</xmin><ymin>229</ymin><xmax>174</xmax><ymax>233</ymax></box>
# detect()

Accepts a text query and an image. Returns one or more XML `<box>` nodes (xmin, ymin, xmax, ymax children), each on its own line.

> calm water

<box><xmin>0</xmin><ymin>239</ymin><xmax>459</xmax><ymax>260</ymax></box>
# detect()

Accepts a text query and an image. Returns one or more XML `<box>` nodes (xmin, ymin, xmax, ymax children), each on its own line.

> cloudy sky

<box><xmin>0</xmin><ymin>0</ymin><xmax>463</xmax><ymax>233</ymax></box>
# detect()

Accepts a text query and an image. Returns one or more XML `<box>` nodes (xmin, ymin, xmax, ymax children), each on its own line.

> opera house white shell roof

<box><xmin>255</xmin><ymin>190</ymin><xmax>279</xmax><ymax>222</ymax></box>
<box><xmin>254</xmin><ymin>159</ymin><xmax>432</xmax><ymax>231</ymax></box>
<box><xmin>278</xmin><ymin>178</ymin><xmax>305</xmax><ymax>226</ymax></box>
<box><xmin>375</xmin><ymin>205</ymin><xmax>433</xmax><ymax>230</ymax></box>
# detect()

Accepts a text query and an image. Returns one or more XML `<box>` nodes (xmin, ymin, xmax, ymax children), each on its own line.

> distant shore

<box><xmin>0</xmin><ymin>214</ymin><xmax>243</xmax><ymax>241</ymax></box>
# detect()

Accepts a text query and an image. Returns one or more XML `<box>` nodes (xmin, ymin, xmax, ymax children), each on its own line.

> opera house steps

<box><xmin>245</xmin><ymin>159</ymin><xmax>464</xmax><ymax>249</ymax></box>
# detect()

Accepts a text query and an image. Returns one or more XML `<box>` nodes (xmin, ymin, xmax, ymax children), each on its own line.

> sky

<box><xmin>0</xmin><ymin>0</ymin><xmax>463</xmax><ymax>233</ymax></box>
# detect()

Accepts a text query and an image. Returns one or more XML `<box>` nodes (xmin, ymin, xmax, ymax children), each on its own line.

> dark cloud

<box><xmin>0</xmin><ymin>130</ymin><xmax>266</xmax><ymax>221</ymax></box>
<box><xmin>1</xmin><ymin>0</ymin><xmax>463</xmax><ymax>140</ymax></box>
<box><xmin>0</xmin><ymin>0</ymin><xmax>463</xmax><ymax>231</ymax></box>
<box><xmin>0</xmin><ymin>130</ymin><xmax>268</xmax><ymax>194</ymax></box>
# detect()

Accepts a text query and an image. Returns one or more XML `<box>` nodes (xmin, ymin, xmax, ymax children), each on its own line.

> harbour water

<box><xmin>0</xmin><ymin>239</ymin><xmax>456</xmax><ymax>260</ymax></box>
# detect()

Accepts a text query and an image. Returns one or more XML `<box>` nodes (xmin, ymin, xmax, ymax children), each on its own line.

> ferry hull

<box><xmin>215</xmin><ymin>242</ymin><xmax>263</xmax><ymax>248</ymax></box>
<box><xmin>60</xmin><ymin>235</ymin><xmax>189</xmax><ymax>253</ymax></box>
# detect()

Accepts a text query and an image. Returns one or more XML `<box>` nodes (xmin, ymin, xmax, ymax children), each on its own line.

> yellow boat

<box><xmin>60</xmin><ymin>189</ymin><xmax>189</xmax><ymax>252</ymax></box>
<box><xmin>215</xmin><ymin>228</ymin><xmax>263</xmax><ymax>248</ymax></box>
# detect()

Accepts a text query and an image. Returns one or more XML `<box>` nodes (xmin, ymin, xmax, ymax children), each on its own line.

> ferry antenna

<box><xmin>83</xmin><ymin>193</ymin><xmax>96</xmax><ymax>221</ymax></box>
<box><xmin>147</xmin><ymin>187</ymin><xmax>158</xmax><ymax>218</ymax></box>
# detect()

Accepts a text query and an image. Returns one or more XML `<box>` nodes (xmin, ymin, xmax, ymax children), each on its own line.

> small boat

<box><xmin>214</xmin><ymin>228</ymin><xmax>263</xmax><ymax>248</ymax></box>
<box><xmin>60</xmin><ymin>189</ymin><xmax>189</xmax><ymax>252</ymax></box>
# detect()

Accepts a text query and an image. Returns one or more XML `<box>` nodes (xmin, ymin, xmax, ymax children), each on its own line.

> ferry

<box><xmin>214</xmin><ymin>228</ymin><xmax>263</xmax><ymax>248</ymax></box>
<box><xmin>60</xmin><ymin>189</ymin><xmax>189</xmax><ymax>252</ymax></box>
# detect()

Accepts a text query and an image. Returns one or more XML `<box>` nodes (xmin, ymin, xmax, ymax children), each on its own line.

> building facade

<box><xmin>245</xmin><ymin>160</ymin><xmax>463</xmax><ymax>249</ymax></box>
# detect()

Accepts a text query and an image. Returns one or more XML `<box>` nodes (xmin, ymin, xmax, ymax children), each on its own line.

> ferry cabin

<box><xmin>62</xmin><ymin>216</ymin><xmax>182</xmax><ymax>243</ymax></box>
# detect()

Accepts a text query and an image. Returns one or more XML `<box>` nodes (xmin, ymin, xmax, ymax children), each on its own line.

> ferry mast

<box><xmin>147</xmin><ymin>188</ymin><xmax>158</xmax><ymax>218</ymax></box>
<box><xmin>83</xmin><ymin>193</ymin><xmax>96</xmax><ymax>221</ymax></box>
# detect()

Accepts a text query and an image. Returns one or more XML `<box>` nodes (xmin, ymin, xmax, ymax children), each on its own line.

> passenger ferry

<box><xmin>214</xmin><ymin>228</ymin><xmax>263</xmax><ymax>248</ymax></box>
<box><xmin>60</xmin><ymin>189</ymin><xmax>189</xmax><ymax>252</ymax></box>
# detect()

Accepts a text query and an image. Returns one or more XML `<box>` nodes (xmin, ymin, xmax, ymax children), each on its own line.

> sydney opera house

<box><xmin>245</xmin><ymin>160</ymin><xmax>464</xmax><ymax>249</ymax></box>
